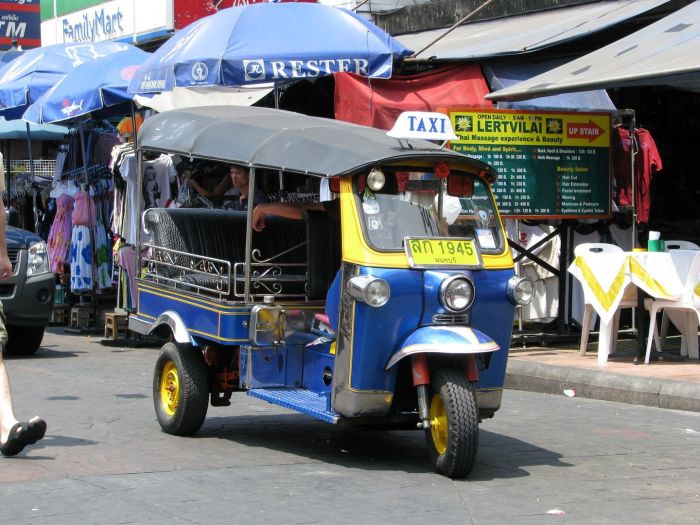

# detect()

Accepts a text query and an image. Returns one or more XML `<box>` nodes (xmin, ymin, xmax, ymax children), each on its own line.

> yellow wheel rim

<box><xmin>160</xmin><ymin>360</ymin><xmax>180</xmax><ymax>417</ymax></box>
<box><xmin>430</xmin><ymin>393</ymin><xmax>448</xmax><ymax>455</ymax></box>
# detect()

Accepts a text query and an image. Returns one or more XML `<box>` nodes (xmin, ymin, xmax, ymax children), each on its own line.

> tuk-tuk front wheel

<box><xmin>425</xmin><ymin>367</ymin><xmax>479</xmax><ymax>478</ymax></box>
<box><xmin>153</xmin><ymin>342</ymin><xmax>209</xmax><ymax>435</ymax></box>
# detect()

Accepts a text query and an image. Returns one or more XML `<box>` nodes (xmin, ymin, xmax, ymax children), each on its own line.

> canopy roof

<box><xmin>138</xmin><ymin>106</ymin><xmax>494</xmax><ymax>178</ymax></box>
<box><xmin>396</xmin><ymin>0</ymin><xmax>669</xmax><ymax>60</ymax></box>
<box><xmin>487</xmin><ymin>1</ymin><xmax>700</xmax><ymax>101</ymax></box>
<box><xmin>0</xmin><ymin>117</ymin><xmax>67</xmax><ymax>141</ymax></box>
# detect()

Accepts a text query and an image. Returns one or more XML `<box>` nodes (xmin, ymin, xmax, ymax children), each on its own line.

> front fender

<box><xmin>385</xmin><ymin>326</ymin><xmax>499</xmax><ymax>370</ymax></box>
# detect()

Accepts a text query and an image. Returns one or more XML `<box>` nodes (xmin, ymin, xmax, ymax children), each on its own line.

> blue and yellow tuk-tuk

<box><xmin>129</xmin><ymin>106</ymin><xmax>532</xmax><ymax>478</ymax></box>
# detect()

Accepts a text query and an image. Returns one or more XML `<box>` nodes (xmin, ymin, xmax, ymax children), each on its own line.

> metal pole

<box><xmin>78</xmin><ymin>120</ymin><xmax>98</xmax><ymax>328</ymax></box>
<box><xmin>24</xmin><ymin>122</ymin><xmax>38</xmax><ymax>233</ymax></box>
<box><xmin>244</xmin><ymin>167</ymin><xmax>255</xmax><ymax>303</ymax></box>
<box><xmin>135</xmin><ymin>148</ymin><xmax>144</xmax><ymax>311</ymax></box>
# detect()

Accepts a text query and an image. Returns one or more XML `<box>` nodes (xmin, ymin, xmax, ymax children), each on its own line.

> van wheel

<box><xmin>4</xmin><ymin>325</ymin><xmax>45</xmax><ymax>356</ymax></box>
<box><xmin>425</xmin><ymin>367</ymin><xmax>479</xmax><ymax>478</ymax></box>
<box><xmin>153</xmin><ymin>342</ymin><xmax>209</xmax><ymax>435</ymax></box>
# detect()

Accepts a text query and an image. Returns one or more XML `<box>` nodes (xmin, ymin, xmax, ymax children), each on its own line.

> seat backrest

<box><xmin>574</xmin><ymin>242</ymin><xmax>623</xmax><ymax>257</ymax></box>
<box><xmin>680</xmin><ymin>251</ymin><xmax>700</xmax><ymax>303</ymax></box>
<box><xmin>305</xmin><ymin>210</ymin><xmax>341</xmax><ymax>300</ymax></box>
<box><xmin>665</xmin><ymin>240</ymin><xmax>700</xmax><ymax>251</ymax></box>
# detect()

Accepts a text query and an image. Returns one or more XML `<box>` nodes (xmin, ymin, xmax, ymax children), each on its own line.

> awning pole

<box><xmin>407</xmin><ymin>0</ymin><xmax>498</xmax><ymax>59</ymax></box>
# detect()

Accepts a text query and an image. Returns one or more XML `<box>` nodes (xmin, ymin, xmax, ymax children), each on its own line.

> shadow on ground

<box><xmin>198</xmin><ymin>414</ymin><xmax>572</xmax><ymax>479</ymax></box>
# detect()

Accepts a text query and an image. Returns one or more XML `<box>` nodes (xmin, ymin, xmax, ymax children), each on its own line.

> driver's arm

<box><xmin>252</xmin><ymin>202</ymin><xmax>324</xmax><ymax>231</ymax></box>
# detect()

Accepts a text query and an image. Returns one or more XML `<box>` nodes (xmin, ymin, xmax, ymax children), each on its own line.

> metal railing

<box><xmin>3</xmin><ymin>159</ymin><xmax>57</xmax><ymax>180</ymax></box>
<box><xmin>142</xmin><ymin>243</ymin><xmax>232</xmax><ymax>300</ymax></box>
<box><xmin>142</xmin><ymin>241</ymin><xmax>309</xmax><ymax>302</ymax></box>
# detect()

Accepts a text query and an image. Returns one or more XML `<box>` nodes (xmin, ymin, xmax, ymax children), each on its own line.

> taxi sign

<box><xmin>387</xmin><ymin>111</ymin><xmax>458</xmax><ymax>142</ymax></box>
<box><xmin>405</xmin><ymin>237</ymin><xmax>482</xmax><ymax>269</ymax></box>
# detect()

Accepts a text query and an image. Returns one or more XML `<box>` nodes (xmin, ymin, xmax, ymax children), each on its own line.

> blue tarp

<box><xmin>482</xmin><ymin>59</ymin><xmax>616</xmax><ymax>111</ymax></box>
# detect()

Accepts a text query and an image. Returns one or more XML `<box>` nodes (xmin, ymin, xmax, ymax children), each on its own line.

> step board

<box><xmin>247</xmin><ymin>388</ymin><xmax>339</xmax><ymax>424</ymax></box>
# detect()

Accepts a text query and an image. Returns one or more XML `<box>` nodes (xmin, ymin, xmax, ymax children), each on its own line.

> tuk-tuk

<box><xmin>129</xmin><ymin>106</ymin><xmax>532</xmax><ymax>478</ymax></box>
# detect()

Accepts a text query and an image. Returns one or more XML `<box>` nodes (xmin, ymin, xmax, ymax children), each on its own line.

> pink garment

<box><xmin>48</xmin><ymin>194</ymin><xmax>75</xmax><ymax>274</ymax></box>
<box><xmin>71</xmin><ymin>191</ymin><xmax>98</xmax><ymax>227</ymax></box>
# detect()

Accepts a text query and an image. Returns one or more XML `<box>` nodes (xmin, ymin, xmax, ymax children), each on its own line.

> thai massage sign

<box><xmin>446</xmin><ymin>109</ymin><xmax>612</xmax><ymax>219</ymax></box>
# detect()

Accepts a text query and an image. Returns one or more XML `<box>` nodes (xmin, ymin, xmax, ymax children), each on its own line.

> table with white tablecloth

<box><xmin>568</xmin><ymin>250</ymin><xmax>698</xmax><ymax>365</ymax></box>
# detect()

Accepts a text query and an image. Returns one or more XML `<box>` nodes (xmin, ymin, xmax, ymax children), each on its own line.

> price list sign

<box><xmin>446</xmin><ymin>109</ymin><xmax>612</xmax><ymax>219</ymax></box>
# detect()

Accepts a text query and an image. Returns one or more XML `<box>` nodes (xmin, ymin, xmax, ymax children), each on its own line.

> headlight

<box><xmin>507</xmin><ymin>276</ymin><xmax>533</xmax><ymax>305</ymax></box>
<box><xmin>439</xmin><ymin>275</ymin><xmax>474</xmax><ymax>312</ymax></box>
<box><xmin>27</xmin><ymin>241</ymin><xmax>50</xmax><ymax>276</ymax></box>
<box><xmin>346</xmin><ymin>275</ymin><xmax>390</xmax><ymax>307</ymax></box>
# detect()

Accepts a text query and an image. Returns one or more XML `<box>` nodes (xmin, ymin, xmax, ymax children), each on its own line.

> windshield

<box><xmin>354</xmin><ymin>170</ymin><xmax>504</xmax><ymax>253</ymax></box>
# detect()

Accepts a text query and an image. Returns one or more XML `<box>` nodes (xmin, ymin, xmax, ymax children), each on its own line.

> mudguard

<box><xmin>149</xmin><ymin>310</ymin><xmax>193</xmax><ymax>344</ymax></box>
<box><xmin>385</xmin><ymin>325</ymin><xmax>499</xmax><ymax>370</ymax></box>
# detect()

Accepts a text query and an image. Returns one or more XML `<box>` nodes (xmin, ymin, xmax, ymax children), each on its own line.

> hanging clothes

<box><xmin>47</xmin><ymin>193</ymin><xmax>75</xmax><ymax>274</ymax></box>
<box><xmin>119</xmin><ymin>153</ymin><xmax>177</xmax><ymax>244</ymax></box>
<box><xmin>69</xmin><ymin>225</ymin><xmax>93</xmax><ymax>292</ymax></box>
<box><xmin>612</xmin><ymin>126</ymin><xmax>662</xmax><ymax>223</ymax></box>
<box><xmin>69</xmin><ymin>190</ymin><xmax>99</xmax><ymax>292</ymax></box>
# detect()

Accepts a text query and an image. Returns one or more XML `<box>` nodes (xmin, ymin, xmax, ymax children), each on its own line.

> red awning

<box><xmin>334</xmin><ymin>64</ymin><xmax>493</xmax><ymax>130</ymax></box>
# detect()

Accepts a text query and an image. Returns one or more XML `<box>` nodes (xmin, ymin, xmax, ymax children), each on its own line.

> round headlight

<box><xmin>346</xmin><ymin>276</ymin><xmax>390</xmax><ymax>307</ymax></box>
<box><xmin>367</xmin><ymin>169</ymin><xmax>385</xmax><ymax>192</ymax></box>
<box><xmin>507</xmin><ymin>276</ymin><xmax>534</xmax><ymax>305</ymax></box>
<box><xmin>439</xmin><ymin>275</ymin><xmax>474</xmax><ymax>312</ymax></box>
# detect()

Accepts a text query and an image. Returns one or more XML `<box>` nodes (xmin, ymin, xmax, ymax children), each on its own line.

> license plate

<box><xmin>405</xmin><ymin>238</ymin><xmax>482</xmax><ymax>269</ymax></box>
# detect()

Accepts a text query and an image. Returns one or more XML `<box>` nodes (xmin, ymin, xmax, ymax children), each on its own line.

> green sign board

<box><xmin>447</xmin><ymin>109</ymin><xmax>612</xmax><ymax>219</ymax></box>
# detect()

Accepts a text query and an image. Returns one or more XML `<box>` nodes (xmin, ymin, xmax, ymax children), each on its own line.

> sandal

<box><xmin>0</xmin><ymin>422</ymin><xmax>28</xmax><ymax>457</ymax></box>
<box><xmin>22</xmin><ymin>418</ymin><xmax>46</xmax><ymax>445</ymax></box>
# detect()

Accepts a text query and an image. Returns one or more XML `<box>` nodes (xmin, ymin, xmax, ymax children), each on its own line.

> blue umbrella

<box><xmin>0</xmin><ymin>41</ymin><xmax>134</xmax><ymax>119</ymax></box>
<box><xmin>129</xmin><ymin>3</ymin><xmax>412</xmax><ymax>93</ymax></box>
<box><xmin>23</xmin><ymin>46</ymin><xmax>150</xmax><ymax>124</ymax></box>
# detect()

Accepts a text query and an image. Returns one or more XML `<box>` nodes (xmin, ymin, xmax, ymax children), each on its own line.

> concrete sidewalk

<box><xmin>506</xmin><ymin>338</ymin><xmax>700</xmax><ymax>412</ymax></box>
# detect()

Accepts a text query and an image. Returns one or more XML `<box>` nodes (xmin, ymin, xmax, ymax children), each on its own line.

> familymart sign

<box><xmin>41</xmin><ymin>0</ymin><xmax>173</xmax><ymax>45</ymax></box>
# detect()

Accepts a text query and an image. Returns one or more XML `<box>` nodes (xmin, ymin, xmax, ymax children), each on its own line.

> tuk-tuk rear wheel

<box><xmin>425</xmin><ymin>367</ymin><xmax>479</xmax><ymax>478</ymax></box>
<box><xmin>153</xmin><ymin>342</ymin><xmax>209</xmax><ymax>435</ymax></box>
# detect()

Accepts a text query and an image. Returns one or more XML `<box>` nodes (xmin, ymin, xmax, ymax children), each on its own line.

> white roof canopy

<box><xmin>397</xmin><ymin>0</ymin><xmax>669</xmax><ymax>60</ymax></box>
<box><xmin>487</xmin><ymin>1</ymin><xmax>700</xmax><ymax>101</ymax></box>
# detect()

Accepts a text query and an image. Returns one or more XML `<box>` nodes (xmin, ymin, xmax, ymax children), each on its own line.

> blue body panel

<box><xmin>138</xmin><ymin>263</ymin><xmax>515</xmax><ymax>404</ymax></box>
<box><xmin>136</xmin><ymin>283</ymin><xmax>249</xmax><ymax>344</ymax></box>
<box><xmin>469</xmin><ymin>269</ymin><xmax>517</xmax><ymax>389</ymax></box>
<box><xmin>347</xmin><ymin>267</ymin><xmax>423</xmax><ymax>392</ymax></box>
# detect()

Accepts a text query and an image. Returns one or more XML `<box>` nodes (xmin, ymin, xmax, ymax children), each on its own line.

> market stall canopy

<box><xmin>137</xmin><ymin>106</ymin><xmax>490</xmax><ymax>178</ymax></box>
<box><xmin>482</xmin><ymin>59</ymin><xmax>616</xmax><ymax>110</ymax></box>
<box><xmin>486</xmin><ymin>1</ymin><xmax>700</xmax><ymax>101</ymax></box>
<box><xmin>0</xmin><ymin>41</ymin><xmax>134</xmax><ymax>119</ymax></box>
<box><xmin>128</xmin><ymin>3</ymin><xmax>412</xmax><ymax>93</ymax></box>
<box><xmin>0</xmin><ymin>117</ymin><xmax>67</xmax><ymax>141</ymax></box>
<box><xmin>134</xmin><ymin>85</ymin><xmax>272</xmax><ymax>113</ymax></box>
<box><xmin>396</xmin><ymin>0</ymin><xmax>669</xmax><ymax>60</ymax></box>
<box><xmin>23</xmin><ymin>45</ymin><xmax>150</xmax><ymax>124</ymax></box>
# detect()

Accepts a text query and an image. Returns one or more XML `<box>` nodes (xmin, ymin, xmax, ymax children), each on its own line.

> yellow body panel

<box><xmin>339</xmin><ymin>176</ymin><xmax>514</xmax><ymax>270</ymax></box>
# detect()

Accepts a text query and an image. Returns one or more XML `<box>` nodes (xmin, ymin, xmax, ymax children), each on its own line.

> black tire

<box><xmin>4</xmin><ymin>325</ymin><xmax>46</xmax><ymax>356</ymax></box>
<box><xmin>425</xmin><ymin>367</ymin><xmax>479</xmax><ymax>478</ymax></box>
<box><xmin>153</xmin><ymin>342</ymin><xmax>209</xmax><ymax>435</ymax></box>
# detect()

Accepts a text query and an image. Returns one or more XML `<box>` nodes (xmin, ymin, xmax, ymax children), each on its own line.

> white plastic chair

<box><xmin>644</xmin><ymin>251</ymin><xmax>700</xmax><ymax>363</ymax></box>
<box><xmin>665</xmin><ymin>240</ymin><xmax>700</xmax><ymax>251</ymax></box>
<box><xmin>575</xmin><ymin>243</ymin><xmax>636</xmax><ymax>357</ymax></box>
<box><xmin>643</xmin><ymin>240</ymin><xmax>700</xmax><ymax>351</ymax></box>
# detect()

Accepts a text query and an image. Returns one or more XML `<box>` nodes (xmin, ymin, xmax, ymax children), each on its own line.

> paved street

<box><xmin>2</xmin><ymin>327</ymin><xmax>699</xmax><ymax>524</ymax></box>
